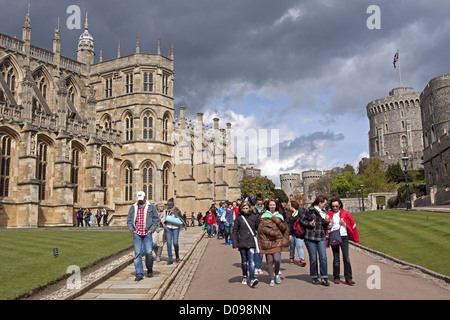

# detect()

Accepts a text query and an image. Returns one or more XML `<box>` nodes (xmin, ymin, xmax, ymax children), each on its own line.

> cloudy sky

<box><xmin>1</xmin><ymin>0</ymin><xmax>449</xmax><ymax>187</ymax></box>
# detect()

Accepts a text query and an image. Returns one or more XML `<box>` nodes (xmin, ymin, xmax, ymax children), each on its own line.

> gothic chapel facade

<box><xmin>0</xmin><ymin>13</ymin><xmax>240</xmax><ymax>228</ymax></box>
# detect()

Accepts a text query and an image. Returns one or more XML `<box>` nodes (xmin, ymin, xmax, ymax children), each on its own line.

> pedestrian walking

<box><xmin>253</xmin><ymin>197</ymin><xmax>265</xmax><ymax>275</ymax></box>
<box><xmin>161</xmin><ymin>198</ymin><xmax>187</xmax><ymax>265</ymax></box>
<box><xmin>75</xmin><ymin>208</ymin><xmax>83</xmax><ymax>227</ymax></box>
<box><xmin>224</xmin><ymin>202</ymin><xmax>235</xmax><ymax>245</ymax></box>
<box><xmin>287</xmin><ymin>200</ymin><xmax>307</xmax><ymax>267</ymax></box>
<box><xmin>153</xmin><ymin>202</ymin><xmax>166</xmax><ymax>262</ymax></box>
<box><xmin>256</xmin><ymin>199</ymin><xmax>289</xmax><ymax>287</ymax></box>
<box><xmin>326</xmin><ymin>197</ymin><xmax>359</xmax><ymax>285</ymax></box>
<box><xmin>102</xmin><ymin>207</ymin><xmax>109</xmax><ymax>226</ymax></box>
<box><xmin>191</xmin><ymin>212</ymin><xmax>195</xmax><ymax>227</ymax></box>
<box><xmin>232</xmin><ymin>201</ymin><xmax>260</xmax><ymax>287</ymax></box>
<box><xmin>301</xmin><ymin>195</ymin><xmax>331</xmax><ymax>286</ymax></box>
<box><xmin>205</xmin><ymin>207</ymin><xmax>216</xmax><ymax>238</ymax></box>
<box><xmin>96</xmin><ymin>209</ymin><xmax>102</xmax><ymax>227</ymax></box>
<box><xmin>126</xmin><ymin>191</ymin><xmax>160</xmax><ymax>281</ymax></box>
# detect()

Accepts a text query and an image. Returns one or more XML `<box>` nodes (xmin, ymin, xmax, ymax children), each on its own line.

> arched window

<box><xmin>0</xmin><ymin>135</ymin><xmax>12</xmax><ymax>197</ymax></box>
<box><xmin>124</xmin><ymin>164</ymin><xmax>133</xmax><ymax>201</ymax></box>
<box><xmin>143</xmin><ymin>72</ymin><xmax>153</xmax><ymax>92</ymax></box>
<box><xmin>101</xmin><ymin>153</ymin><xmax>108</xmax><ymax>205</ymax></box>
<box><xmin>431</xmin><ymin>125</ymin><xmax>437</xmax><ymax>143</ymax></box>
<box><xmin>37</xmin><ymin>142</ymin><xmax>48</xmax><ymax>201</ymax></box>
<box><xmin>424</xmin><ymin>132</ymin><xmax>429</xmax><ymax>148</ymax></box>
<box><xmin>143</xmin><ymin>112</ymin><xmax>153</xmax><ymax>140</ymax></box>
<box><xmin>71</xmin><ymin>148</ymin><xmax>80</xmax><ymax>204</ymax></box>
<box><xmin>33</xmin><ymin>70</ymin><xmax>48</xmax><ymax>100</ymax></box>
<box><xmin>162</xmin><ymin>164</ymin><xmax>170</xmax><ymax>201</ymax></box>
<box><xmin>401</xmin><ymin>136</ymin><xmax>407</xmax><ymax>149</ymax></box>
<box><xmin>162</xmin><ymin>115</ymin><xmax>169</xmax><ymax>142</ymax></box>
<box><xmin>125</xmin><ymin>73</ymin><xmax>133</xmax><ymax>93</ymax></box>
<box><xmin>142</xmin><ymin>162</ymin><xmax>153</xmax><ymax>200</ymax></box>
<box><xmin>375</xmin><ymin>139</ymin><xmax>379</xmax><ymax>153</ymax></box>
<box><xmin>0</xmin><ymin>60</ymin><xmax>17</xmax><ymax>98</ymax></box>
<box><xmin>125</xmin><ymin>113</ymin><xmax>133</xmax><ymax>141</ymax></box>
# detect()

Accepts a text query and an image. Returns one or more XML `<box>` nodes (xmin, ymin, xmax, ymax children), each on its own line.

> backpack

<box><xmin>293</xmin><ymin>218</ymin><xmax>305</xmax><ymax>239</ymax></box>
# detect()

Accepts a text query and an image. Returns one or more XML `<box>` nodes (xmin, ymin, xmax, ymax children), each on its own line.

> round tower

<box><xmin>366</xmin><ymin>87</ymin><xmax>423</xmax><ymax>170</ymax></box>
<box><xmin>302</xmin><ymin>170</ymin><xmax>322</xmax><ymax>201</ymax></box>
<box><xmin>280</xmin><ymin>173</ymin><xmax>301</xmax><ymax>197</ymax></box>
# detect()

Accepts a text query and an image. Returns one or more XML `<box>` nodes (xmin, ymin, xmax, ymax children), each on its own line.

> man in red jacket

<box><xmin>326</xmin><ymin>197</ymin><xmax>359</xmax><ymax>285</ymax></box>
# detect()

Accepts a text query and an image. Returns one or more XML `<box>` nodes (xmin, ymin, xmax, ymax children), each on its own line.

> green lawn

<box><xmin>353</xmin><ymin>210</ymin><xmax>450</xmax><ymax>277</ymax></box>
<box><xmin>0</xmin><ymin>229</ymin><xmax>132</xmax><ymax>300</ymax></box>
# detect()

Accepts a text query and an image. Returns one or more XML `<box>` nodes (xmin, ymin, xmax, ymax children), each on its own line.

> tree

<box><xmin>361</xmin><ymin>157</ymin><xmax>396</xmax><ymax>193</ymax></box>
<box><xmin>274</xmin><ymin>189</ymin><xmax>289</xmax><ymax>203</ymax></box>
<box><xmin>240</xmin><ymin>176</ymin><xmax>275</xmax><ymax>200</ymax></box>
<box><xmin>385</xmin><ymin>163</ymin><xmax>404</xmax><ymax>183</ymax></box>
<box><xmin>330</xmin><ymin>171</ymin><xmax>360</xmax><ymax>196</ymax></box>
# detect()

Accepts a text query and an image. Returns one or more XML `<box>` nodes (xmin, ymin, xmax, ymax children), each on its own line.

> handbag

<box><xmin>166</xmin><ymin>215</ymin><xmax>183</xmax><ymax>226</ymax></box>
<box><xmin>328</xmin><ymin>229</ymin><xmax>343</xmax><ymax>247</ymax></box>
<box><xmin>241</xmin><ymin>216</ymin><xmax>260</xmax><ymax>253</ymax></box>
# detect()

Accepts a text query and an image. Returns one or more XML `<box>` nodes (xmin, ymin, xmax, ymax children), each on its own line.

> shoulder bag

<box><xmin>241</xmin><ymin>216</ymin><xmax>260</xmax><ymax>253</ymax></box>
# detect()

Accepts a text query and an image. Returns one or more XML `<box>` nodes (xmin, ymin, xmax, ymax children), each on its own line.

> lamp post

<box><xmin>360</xmin><ymin>184</ymin><xmax>365</xmax><ymax>212</ymax></box>
<box><xmin>402</xmin><ymin>155</ymin><xmax>412</xmax><ymax>211</ymax></box>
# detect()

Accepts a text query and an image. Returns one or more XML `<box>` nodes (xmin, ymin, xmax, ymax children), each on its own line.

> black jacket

<box><xmin>232</xmin><ymin>211</ymin><xmax>260</xmax><ymax>249</ymax></box>
<box><xmin>287</xmin><ymin>208</ymin><xmax>306</xmax><ymax>236</ymax></box>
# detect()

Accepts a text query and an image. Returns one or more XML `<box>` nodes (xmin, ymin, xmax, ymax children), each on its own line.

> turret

<box><xmin>77</xmin><ymin>13</ymin><xmax>95</xmax><ymax>65</ymax></box>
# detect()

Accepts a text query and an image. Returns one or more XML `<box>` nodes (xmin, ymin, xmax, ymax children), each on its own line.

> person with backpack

<box><xmin>256</xmin><ymin>199</ymin><xmax>290</xmax><ymax>287</ymax></box>
<box><xmin>300</xmin><ymin>195</ymin><xmax>331</xmax><ymax>286</ymax></box>
<box><xmin>232</xmin><ymin>201</ymin><xmax>260</xmax><ymax>287</ymax></box>
<box><xmin>287</xmin><ymin>200</ymin><xmax>306</xmax><ymax>267</ymax></box>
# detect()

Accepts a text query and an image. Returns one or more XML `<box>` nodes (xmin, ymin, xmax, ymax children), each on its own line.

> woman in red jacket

<box><xmin>326</xmin><ymin>197</ymin><xmax>359</xmax><ymax>286</ymax></box>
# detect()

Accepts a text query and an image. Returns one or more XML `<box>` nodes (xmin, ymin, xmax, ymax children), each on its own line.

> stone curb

<box><xmin>61</xmin><ymin>230</ymin><xmax>206</xmax><ymax>300</ymax></box>
<box><xmin>151</xmin><ymin>231</ymin><xmax>206</xmax><ymax>300</ymax></box>
<box><xmin>63</xmin><ymin>253</ymin><xmax>135</xmax><ymax>300</ymax></box>
<box><xmin>350</xmin><ymin>242</ymin><xmax>450</xmax><ymax>284</ymax></box>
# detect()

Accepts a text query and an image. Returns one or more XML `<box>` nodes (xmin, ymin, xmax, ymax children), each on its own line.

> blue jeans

<box><xmin>207</xmin><ymin>224</ymin><xmax>215</xmax><ymax>237</ymax></box>
<box><xmin>133</xmin><ymin>232</ymin><xmax>153</xmax><ymax>277</ymax></box>
<box><xmin>290</xmin><ymin>236</ymin><xmax>305</xmax><ymax>260</ymax></box>
<box><xmin>165</xmin><ymin>227</ymin><xmax>180</xmax><ymax>262</ymax></box>
<box><xmin>254</xmin><ymin>253</ymin><xmax>263</xmax><ymax>269</ymax></box>
<box><xmin>239</xmin><ymin>248</ymin><xmax>256</xmax><ymax>281</ymax></box>
<box><xmin>305</xmin><ymin>239</ymin><xmax>328</xmax><ymax>279</ymax></box>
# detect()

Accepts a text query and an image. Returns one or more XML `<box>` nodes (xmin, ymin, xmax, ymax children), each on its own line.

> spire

<box><xmin>99</xmin><ymin>46</ymin><xmax>103</xmax><ymax>62</ymax></box>
<box><xmin>22</xmin><ymin>4</ymin><xmax>31</xmax><ymax>42</ymax></box>
<box><xmin>136</xmin><ymin>36</ymin><xmax>140</xmax><ymax>54</ymax></box>
<box><xmin>169</xmin><ymin>43</ymin><xmax>174</xmax><ymax>60</ymax></box>
<box><xmin>157</xmin><ymin>38</ymin><xmax>161</xmax><ymax>55</ymax></box>
<box><xmin>117</xmin><ymin>41</ymin><xmax>121</xmax><ymax>58</ymax></box>
<box><xmin>85</xmin><ymin>12</ymin><xmax>89</xmax><ymax>30</ymax></box>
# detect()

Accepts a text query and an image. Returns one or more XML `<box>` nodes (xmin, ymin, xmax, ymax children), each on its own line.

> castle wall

<box><xmin>420</xmin><ymin>72</ymin><xmax>450</xmax><ymax>194</ymax></box>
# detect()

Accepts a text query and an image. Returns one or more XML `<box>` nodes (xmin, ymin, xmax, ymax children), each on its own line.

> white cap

<box><xmin>137</xmin><ymin>191</ymin><xmax>145</xmax><ymax>201</ymax></box>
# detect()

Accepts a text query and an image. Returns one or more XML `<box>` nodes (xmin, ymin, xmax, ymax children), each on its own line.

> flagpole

<box><xmin>397</xmin><ymin>49</ymin><xmax>402</xmax><ymax>87</ymax></box>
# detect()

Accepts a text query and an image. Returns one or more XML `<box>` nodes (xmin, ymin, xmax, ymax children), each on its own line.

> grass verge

<box><xmin>0</xmin><ymin>229</ymin><xmax>132</xmax><ymax>300</ymax></box>
<box><xmin>352</xmin><ymin>210</ymin><xmax>450</xmax><ymax>277</ymax></box>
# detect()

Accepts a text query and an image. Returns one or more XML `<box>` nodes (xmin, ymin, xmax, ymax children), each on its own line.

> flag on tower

<box><xmin>393</xmin><ymin>51</ymin><xmax>399</xmax><ymax>68</ymax></box>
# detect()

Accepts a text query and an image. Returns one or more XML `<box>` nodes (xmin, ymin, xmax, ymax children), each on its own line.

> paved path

<box><xmin>75</xmin><ymin>226</ymin><xmax>205</xmax><ymax>300</ymax></box>
<box><xmin>183</xmin><ymin>236</ymin><xmax>450</xmax><ymax>300</ymax></box>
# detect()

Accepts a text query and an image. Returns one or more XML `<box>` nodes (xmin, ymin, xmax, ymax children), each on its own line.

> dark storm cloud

<box><xmin>1</xmin><ymin>0</ymin><xmax>449</xmax><ymax>180</ymax></box>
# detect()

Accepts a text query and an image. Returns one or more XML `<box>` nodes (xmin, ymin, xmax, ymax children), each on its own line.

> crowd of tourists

<box><xmin>200</xmin><ymin>193</ymin><xmax>360</xmax><ymax>288</ymax></box>
<box><xmin>74</xmin><ymin>207</ymin><xmax>109</xmax><ymax>227</ymax></box>
<box><xmin>125</xmin><ymin>189</ymin><xmax>359</xmax><ymax>286</ymax></box>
